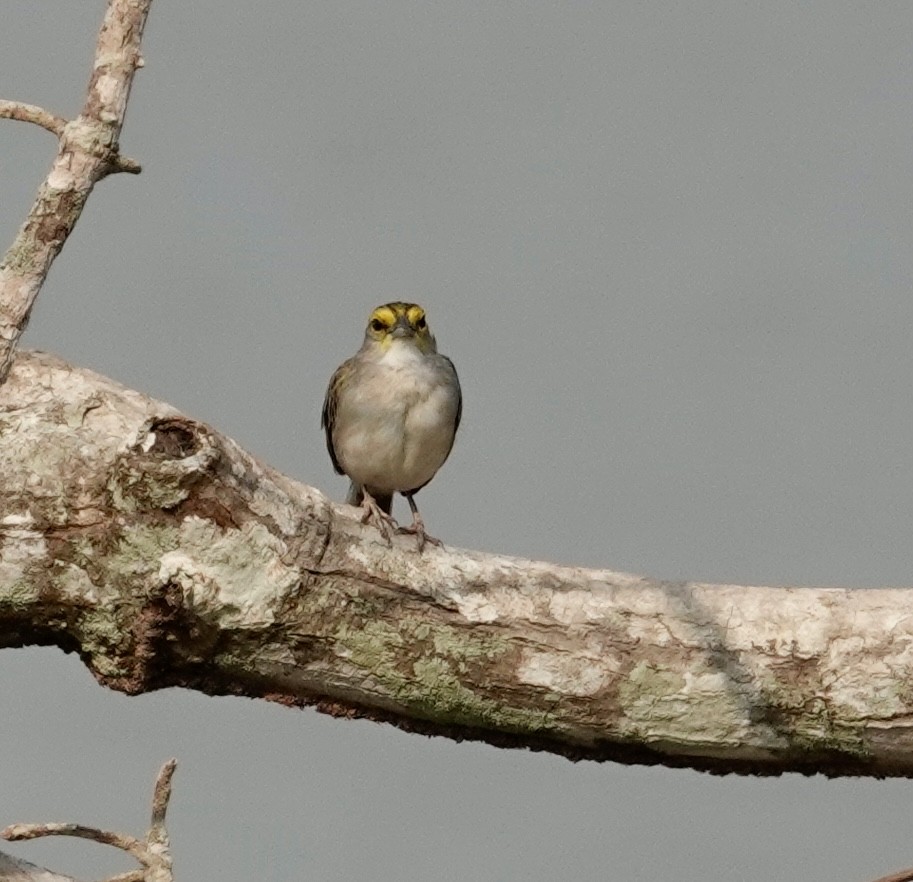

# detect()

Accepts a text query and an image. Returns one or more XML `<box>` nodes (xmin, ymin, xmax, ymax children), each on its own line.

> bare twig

<box><xmin>0</xmin><ymin>760</ymin><xmax>178</xmax><ymax>882</ymax></box>
<box><xmin>0</xmin><ymin>100</ymin><xmax>66</xmax><ymax>135</ymax></box>
<box><xmin>0</xmin><ymin>0</ymin><xmax>151</xmax><ymax>384</ymax></box>
<box><xmin>149</xmin><ymin>760</ymin><xmax>176</xmax><ymax>837</ymax></box>
<box><xmin>1</xmin><ymin>823</ymin><xmax>146</xmax><ymax>860</ymax></box>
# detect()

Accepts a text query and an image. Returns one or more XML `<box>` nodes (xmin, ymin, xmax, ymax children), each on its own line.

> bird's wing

<box><xmin>442</xmin><ymin>355</ymin><xmax>462</xmax><ymax>437</ymax></box>
<box><xmin>321</xmin><ymin>358</ymin><xmax>355</xmax><ymax>476</ymax></box>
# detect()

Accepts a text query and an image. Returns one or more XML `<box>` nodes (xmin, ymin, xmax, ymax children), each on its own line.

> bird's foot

<box><xmin>396</xmin><ymin>514</ymin><xmax>443</xmax><ymax>552</ymax></box>
<box><xmin>360</xmin><ymin>493</ymin><xmax>399</xmax><ymax>543</ymax></box>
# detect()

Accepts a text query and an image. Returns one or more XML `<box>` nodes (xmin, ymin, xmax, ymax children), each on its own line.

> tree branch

<box><xmin>1</xmin><ymin>825</ymin><xmax>146</xmax><ymax>861</ymax></box>
<box><xmin>0</xmin><ymin>759</ymin><xmax>176</xmax><ymax>882</ymax></box>
<box><xmin>0</xmin><ymin>0</ymin><xmax>149</xmax><ymax>385</ymax></box>
<box><xmin>3</xmin><ymin>350</ymin><xmax>913</xmax><ymax>777</ymax></box>
<box><xmin>0</xmin><ymin>101</ymin><xmax>67</xmax><ymax>136</ymax></box>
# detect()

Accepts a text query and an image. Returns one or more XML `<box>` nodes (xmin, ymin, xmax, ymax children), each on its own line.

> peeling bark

<box><xmin>3</xmin><ymin>350</ymin><xmax>913</xmax><ymax>776</ymax></box>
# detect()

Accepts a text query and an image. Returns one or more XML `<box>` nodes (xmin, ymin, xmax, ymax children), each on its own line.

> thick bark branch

<box><xmin>0</xmin><ymin>0</ymin><xmax>148</xmax><ymax>384</ymax></box>
<box><xmin>2</xmin><ymin>350</ymin><xmax>913</xmax><ymax>777</ymax></box>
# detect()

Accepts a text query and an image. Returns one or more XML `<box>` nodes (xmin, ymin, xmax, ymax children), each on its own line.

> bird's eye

<box><xmin>416</xmin><ymin>315</ymin><xmax>427</xmax><ymax>330</ymax></box>
<box><xmin>370</xmin><ymin>319</ymin><xmax>385</xmax><ymax>332</ymax></box>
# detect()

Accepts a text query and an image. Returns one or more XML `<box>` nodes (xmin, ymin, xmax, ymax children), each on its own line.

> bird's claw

<box><xmin>360</xmin><ymin>496</ymin><xmax>398</xmax><ymax>544</ymax></box>
<box><xmin>396</xmin><ymin>516</ymin><xmax>443</xmax><ymax>552</ymax></box>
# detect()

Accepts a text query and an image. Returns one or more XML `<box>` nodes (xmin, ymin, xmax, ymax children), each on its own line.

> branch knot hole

<box><xmin>108</xmin><ymin>417</ymin><xmax>220</xmax><ymax>513</ymax></box>
<box><xmin>145</xmin><ymin>417</ymin><xmax>203</xmax><ymax>459</ymax></box>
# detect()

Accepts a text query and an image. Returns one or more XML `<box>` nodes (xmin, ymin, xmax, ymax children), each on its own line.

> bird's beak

<box><xmin>390</xmin><ymin>316</ymin><xmax>415</xmax><ymax>338</ymax></box>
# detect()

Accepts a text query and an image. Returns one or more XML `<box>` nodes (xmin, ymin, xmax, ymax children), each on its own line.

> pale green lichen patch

<box><xmin>3</xmin><ymin>237</ymin><xmax>41</xmax><ymax>271</ymax></box>
<box><xmin>49</xmin><ymin>561</ymin><xmax>98</xmax><ymax>602</ymax></box>
<box><xmin>337</xmin><ymin>618</ymin><xmax>509</xmax><ymax>679</ymax></box>
<box><xmin>0</xmin><ymin>428</ymin><xmax>79</xmax><ymax>522</ymax></box>
<box><xmin>0</xmin><ymin>579</ymin><xmax>40</xmax><ymax>610</ymax></box>
<box><xmin>618</xmin><ymin>661</ymin><xmax>691</xmax><ymax>735</ymax></box>
<box><xmin>431</xmin><ymin>623</ymin><xmax>511</xmax><ymax>667</ymax></box>
<box><xmin>407</xmin><ymin>655</ymin><xmax>556</xmax><ymax>732</ymax></box>
<box><xmin>79</xmin><ymin>606</ymin><xmax>131</xmax><ymax>656</ymax></box>
<box><xmin>335</xmin><ymin>617</ymin><xmax>555</xmax><ymax>734</ymax></box>
<box><xmin>106</xmin><ymin>523</ymin><xmax>181</xmax><ymax>583</ymax></box>
<box><xmin>620</xmin><ymin>661</ymin><xmax>686</xmax><ymax>711</ymax></box>
<box><xmin>336</xmin><ymin>619</ymin><xmax>403</xmax><ymax>676</ymax></box>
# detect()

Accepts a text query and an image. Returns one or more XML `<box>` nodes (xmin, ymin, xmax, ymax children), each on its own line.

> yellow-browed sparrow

<box><xmin>322</xmin><ymin>302</ymin><xmax>461</xmax><ymax>550</ymax></box>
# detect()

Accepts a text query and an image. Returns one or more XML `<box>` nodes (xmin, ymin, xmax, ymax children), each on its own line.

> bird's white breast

<box><xmin>334</xmin><ymin>341</ymin><xmax>459</xmax><ymax>495</ymax></box>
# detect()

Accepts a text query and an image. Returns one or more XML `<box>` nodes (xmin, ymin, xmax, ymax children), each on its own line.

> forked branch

<box><xmin>0</xmin><ymin>760</ymin><xmax>177</xmax><ymax>882</ymax></box>
<box><xmin>0</xmin><ymin>0</ymin><xmax>150</xmax><ymax>384</ymax></box>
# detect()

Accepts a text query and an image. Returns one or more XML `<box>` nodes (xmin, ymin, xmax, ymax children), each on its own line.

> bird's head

<box><xmin>362</xmin><ymin>302</ymin><xmax>437</xmax><ymax>355</ymax></box>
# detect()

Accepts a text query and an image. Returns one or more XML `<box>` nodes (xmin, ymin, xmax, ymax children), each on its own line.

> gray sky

<box><xmin>3</xmin><ymin>2</ymin><xmax>913</xmax><ymax>880</ymax></box>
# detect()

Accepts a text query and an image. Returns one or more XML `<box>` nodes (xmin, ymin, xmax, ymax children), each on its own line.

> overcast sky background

<box><xmin>3</xmin><ymin>2</ymin><xmax>913</xmax><ymax>880</ymax></box>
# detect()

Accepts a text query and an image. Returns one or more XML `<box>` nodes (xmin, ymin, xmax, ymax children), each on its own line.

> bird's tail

<box><xmin>347</xmin><ymin>482</ymin><xmax>393</xmax><ymax>515</ymax></box>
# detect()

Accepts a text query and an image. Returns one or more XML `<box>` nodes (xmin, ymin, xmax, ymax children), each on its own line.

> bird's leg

<box><xmin>359</xmin><ymin>489</ymin><xmax>399</xmax><ymax>543</ymax></box>
<box><xmin>397</xmin><ymin>493</ymin><xmax>443</xmax><ymax>551</ymax></box>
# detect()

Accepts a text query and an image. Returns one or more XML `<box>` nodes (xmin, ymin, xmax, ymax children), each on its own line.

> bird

<box><xmin>321</xmin><ymin>302</ymin><xmax>461</xmax><ymax>550</ymax></box>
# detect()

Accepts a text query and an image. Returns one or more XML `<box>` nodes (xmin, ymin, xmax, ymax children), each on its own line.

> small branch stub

<box><xmin>149</xmin><ymin>759</ymin><xmax>176</xmax><ymax>842</ymax></box>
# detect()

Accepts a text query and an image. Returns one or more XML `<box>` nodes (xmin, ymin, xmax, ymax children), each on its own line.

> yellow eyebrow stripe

<box><xmin>371</xmin><ymin>306</ymin><xmax>398</xmax><ymax>327</ymax></box>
